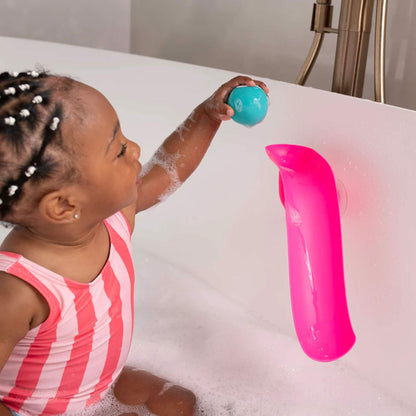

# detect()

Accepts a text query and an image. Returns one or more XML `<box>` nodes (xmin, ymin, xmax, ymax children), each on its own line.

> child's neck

<box><xmin>1</xmin><ymin>219</ymin><xmax>111</xmax><ymax>283</ymax></box>
<box><xmin>22</xmin><ymin>220</ymin><xmax>103</xmax><ymax>248</ymax></box>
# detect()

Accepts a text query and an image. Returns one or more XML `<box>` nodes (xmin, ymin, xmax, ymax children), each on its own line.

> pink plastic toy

<box><xmin>265</xmin><ymin>144</ymin><xmax>355</xmax><ymax>362</ymax></box>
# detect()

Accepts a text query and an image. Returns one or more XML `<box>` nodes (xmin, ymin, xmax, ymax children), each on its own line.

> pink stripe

<box><xmin>4</xmin><ymin>346</ymin><xmax>55</xmax><ymax>413</ymax></box>
<box><xmin>86</xmin><ymin>265</ymin><xmax>123</xmax><ymax>407</ymax></box>
<box><xmin>105</xmin><ymin>220</ymin><xmax>135</xmax><ymax>332</ymax></box>
<box><xmin>64</xmin><ymin>278</ymin><xmax>112</xmax><ymax>414</ymax></box>
<box><xmin>2</xmin><ymin>263</ymin><xmax>61</xmax><ymax>412</ymax></box>
<box><xmin>0</xmin><ymin>251</ymin><xmax>20</xmax><ymax>260</ymax></box>
<box><xmin>106</xmin><ymin>220</ymin><xmax>134</xmax><ymax>286</ymax></box>
<box><xmin>111</xmin><ymin>250</ymin><xmax>134</xmax><ymax>371</ymax></box>
<box><xmin>42</xmin><ymin>287</ymin><xmax>97</xmax><ymax>415</ymax></box>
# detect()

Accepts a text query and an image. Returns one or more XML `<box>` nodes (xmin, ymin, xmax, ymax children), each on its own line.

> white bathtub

<box><xmin>1</xmin><ymin>37</ymin><xmax>415</xmax><ymax>414</ymax></box>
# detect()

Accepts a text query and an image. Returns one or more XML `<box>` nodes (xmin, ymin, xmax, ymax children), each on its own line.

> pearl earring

<box><xmin>74</xmin><ymin>213</ymin><xmax>79</xmax><ymax>219</ymax></box>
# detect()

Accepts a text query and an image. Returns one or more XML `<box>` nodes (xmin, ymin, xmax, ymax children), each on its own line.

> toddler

<box><xmin>0</xmin><ymin>70</ymin><xmax>268</xmax><ymax>416</ymax></box>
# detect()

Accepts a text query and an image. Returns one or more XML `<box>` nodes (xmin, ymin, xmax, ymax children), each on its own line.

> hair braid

<box><xmin>0</xmin><ymin>70</ymin><xmax>77</xmax><ymax>221</ymax></box>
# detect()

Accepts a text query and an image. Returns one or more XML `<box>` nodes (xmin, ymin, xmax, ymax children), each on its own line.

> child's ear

<box><xmin>38</xmin><ymin>189</ymin><xmax>79</xmax><ymax>223</ymax></box>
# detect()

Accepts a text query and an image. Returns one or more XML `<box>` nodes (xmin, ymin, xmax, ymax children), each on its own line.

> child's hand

<box><xmin>204</xmin><ymin>76</ymin><xmax>269</xmax><ymax>122</ymax></box>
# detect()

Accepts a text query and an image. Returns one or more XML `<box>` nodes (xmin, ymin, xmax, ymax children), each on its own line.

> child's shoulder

<box><xmin>0</xmin><ymin>270</ymin><xmax>49</xmax><ymax>344</ymax></box>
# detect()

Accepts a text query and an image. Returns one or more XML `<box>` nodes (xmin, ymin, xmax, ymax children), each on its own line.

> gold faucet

<box><xmin>296</xmin><ymin>0</ymin><xmax>388</xmax><ymax>103</ymax></box>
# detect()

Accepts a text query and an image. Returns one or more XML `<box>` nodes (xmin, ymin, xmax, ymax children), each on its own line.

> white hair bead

<box><xmin>9</xmin><ymin>72</ymin><xmax>19</xmax><ymax>77</ymax></box>
<box><xmin>27</xmin><ymin>71</ymin><xmax>39</xmax><ymax>77</ymax></box>
<box><xmin>32</xmin><ymin>95</ymin><xmax>43</xmax><ymax>104</ymax></box>
<box><xmin>4</xmin><ymin>87</ymin><xmax>16</xmax><ymax>95</ymax></box>
<box><xmin>24</xmin><ymin>165</ymin><xmax>37</xmax><ymax>177</ymax></box>
<box><xmin>19</xmin><ymin>109</ymin><xmax>30</xmax><ymax>118</ymax></box>
<box><xmin>18</xmin><ymin>84</ymin><xmax>30</xmax><ymax>92</ymax></box>
<box><xmin>0</xmin><ymin>198</ymin><xmax>2</xmax><ymax>206</ymax></box>
<box><xmin>50</xmin><ymin>117</ymin><xmax>60</xmax><ymax>131</ymax></box>
<box><xmin>4</xmin><ymin>116</ymin><xmax>16</xmax><ymax>126</ymax></box>
<box><xmin>8</xmin><ymin>185</ymin><xmax>18</xmax><ymax>197</ymax></box>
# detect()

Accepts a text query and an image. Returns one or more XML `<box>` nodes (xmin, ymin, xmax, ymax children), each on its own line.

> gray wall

<box><xmin>0</xmin><ymin>0</ymin><xmax>131</xmax><ymax>52</ymax></box>
<box><xmin>131</xmin><ymin>1</ymin><xmax>416</xmax><ymax>111</ymax></box>
<box><xmin>0</xmin><ymin>0</ymin><xmax>415</xmax><ymax>110</ymax></box>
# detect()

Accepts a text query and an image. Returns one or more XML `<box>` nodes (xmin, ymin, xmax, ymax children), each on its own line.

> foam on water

<box><xmin>126</xmin><ymin>251</ymin><xmax>414</xmax><ymax>415</ymax></box>
<box><xmin>68</xmin><ymin>250</ymin><xmax>414</xmax><ymax>415</ymax></box>
<box><xmin>61</xmin><ymin>385</ymin><xmax>151</xmax><ymax>416</ymax></box>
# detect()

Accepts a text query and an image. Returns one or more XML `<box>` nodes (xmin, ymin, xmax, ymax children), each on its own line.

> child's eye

<box><xmin>117</xmin><ymin>143</ymin><xmax>127</xmax><ymax>158</ymax></box>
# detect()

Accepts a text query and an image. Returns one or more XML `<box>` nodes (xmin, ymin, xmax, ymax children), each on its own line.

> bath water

<box><xmin>72</xmin><ymin>250</ymin><xmax>413</xmax><ymax>415</ymax></box>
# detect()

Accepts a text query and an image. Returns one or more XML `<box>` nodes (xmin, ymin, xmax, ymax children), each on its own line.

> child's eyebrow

<box><xmin>106</xmin><ymin>119</ymin><xmax>120</xmax><ymax>154</ymax></box>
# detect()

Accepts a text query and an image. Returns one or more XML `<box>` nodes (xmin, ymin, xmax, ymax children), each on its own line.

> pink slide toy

<box><xmin>266</xmin><ymin>144</ymin><xmax>355</xmax><ymax>362</ymax></box>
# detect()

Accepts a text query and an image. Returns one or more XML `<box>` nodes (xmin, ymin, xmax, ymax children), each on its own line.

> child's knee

<box><xmin>147</xmin><ymin>384</ymin><xmax>196</xmax><ymax>416</ymax></box>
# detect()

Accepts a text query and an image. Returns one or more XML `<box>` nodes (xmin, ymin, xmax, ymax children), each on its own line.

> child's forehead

<box><xmin>61</xmin><ymin>81</ymin><xmax>117</xmax><ymax>146</ymax></box>
<box><xmin>63</xmin><ymin>81</ymin><xmax>117</xmax><ymax>127</ymax></box>
<box><xmin>71</xmin><ymin>81</ymin><xmax>112</xmax><ymax>109</ymax></box>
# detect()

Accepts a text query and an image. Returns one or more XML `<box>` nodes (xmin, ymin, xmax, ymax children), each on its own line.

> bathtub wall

<box><xmin>0</xmin><ymin>37</ymin><xmax>415</xmax><ymax>408</ymax></box>
<box><xmin>0</xmin><ymin>0</ymin><xmax>131</xmax><ymax>52</ymax></box>
<box><xmin>131</xmin><ymin>70</ymin><xmax>416</xmax><ymax>407</ymax></box>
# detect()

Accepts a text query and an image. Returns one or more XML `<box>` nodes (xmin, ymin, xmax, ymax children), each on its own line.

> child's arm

<box><xmin>0</xmin><ymin>402</ymin><xmax>13</xmax><ymax>415</ymax></box>
<box><xmin>134</xmin><ymin>76</ymin><xmax>268</xmax><ymax>213</ymax></box>
<box><xmin>0</xmin><ymin>273</ymin><xmax>46</xmax><ymax>414</ymax></box>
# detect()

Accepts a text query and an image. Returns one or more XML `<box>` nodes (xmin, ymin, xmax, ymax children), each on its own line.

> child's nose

<box><xmin>129</xmin><ymin>140</ymin><xmax>141</xmax><ymax>161</ymax></box>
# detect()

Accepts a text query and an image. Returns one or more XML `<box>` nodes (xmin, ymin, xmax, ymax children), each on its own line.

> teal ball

<box><xmin>227</xmin><ymin>85</ymin><xmax>269</xmax><ymax>127</ymax></box>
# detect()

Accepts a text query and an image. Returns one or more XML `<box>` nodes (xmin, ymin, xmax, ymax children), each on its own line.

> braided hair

<box><xmin>0</xmin><ymin>70</ymin><xmax>80</xmax><ymax>223</ymax></box>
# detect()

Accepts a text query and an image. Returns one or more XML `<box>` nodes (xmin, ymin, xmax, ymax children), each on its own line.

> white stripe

<box><xmin>111</xmin><ymin>248</ymin><xmax>134</xmax><ymax>375</ymax></box>
<box><xmin>65</xmin><ymin>278</ymin><xmax>112</xmax><ymax>413</ymax></box>
<box><xmin>114</xmin><ymin>212</ymin><xmax>131</xmax><ymax>239</ymax></box>
<box><xmin>35</xmin><ymin>285</ymin><xmax>77</xmax><ymax>414</ymax></box>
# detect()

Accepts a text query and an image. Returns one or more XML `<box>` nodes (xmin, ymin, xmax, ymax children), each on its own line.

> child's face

<box><xmin>67</xmin><ymin>81</ymin><xmax>142</xmax><ymax>217</ymax></box>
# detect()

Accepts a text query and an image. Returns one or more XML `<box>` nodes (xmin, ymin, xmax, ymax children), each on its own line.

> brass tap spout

<box><xmin>332</xmin><ymin>0</ymin><xmax>375</xmax><ymax>97</ymax></box>
<box><xmin>296</xmin><ymin>0</ymin><xmax>336</xmax><ymax>86</ymax></box>
<box><xmin>297</xmin><ymin>0</ymin><xmax>388</xmax><ymax>103</ymax></box>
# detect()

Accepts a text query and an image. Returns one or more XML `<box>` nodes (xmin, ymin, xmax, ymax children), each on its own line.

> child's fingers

<box><xmin>204</xmin><ymin>94</ymin><xmax>232</xmax><ymax>121</ymax></box>
<box><xmin>205</xmin><ymin>75</ymin><xmax>269</xmax><ymax>121</ymax></box>
<box><xmin>254</xmin><ymin>80</ymin><xmax>270</xmax><ymax>95</ymax></box>
<box><xmin>219</xmin><ymin>76</ymin><xmax>255</xmax><ymax>101</ymax></box>
<box><xmin>228</xmin><ymin>75</ymin><xmax>256</xmax><ymax>88</ymax></box>
<box><xmin>220</xmin><ymin>104</ymin><xmax>234</xmax><ymax>120</ymax></box>
<box><xmin>221</xmin><ymin>76</ymin><xmax>269</xmax><ymax>102</ymax></box>
<box><xmin>206</xmin><ymin>101</ymin><xmax>233</xmax><ymax>121</ymax></box>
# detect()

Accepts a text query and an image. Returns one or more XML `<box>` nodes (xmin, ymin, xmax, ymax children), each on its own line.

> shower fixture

<box><xmin>296</xmin><ymin>0</ymin><xmax>388</xmax><ymax>103</ymax></box>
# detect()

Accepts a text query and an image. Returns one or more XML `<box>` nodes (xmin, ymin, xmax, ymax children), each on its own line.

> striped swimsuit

<box><xmin>0</xmin><ymin>212</ymin><xmax>135</xmax><ymax>415</ymax></box>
